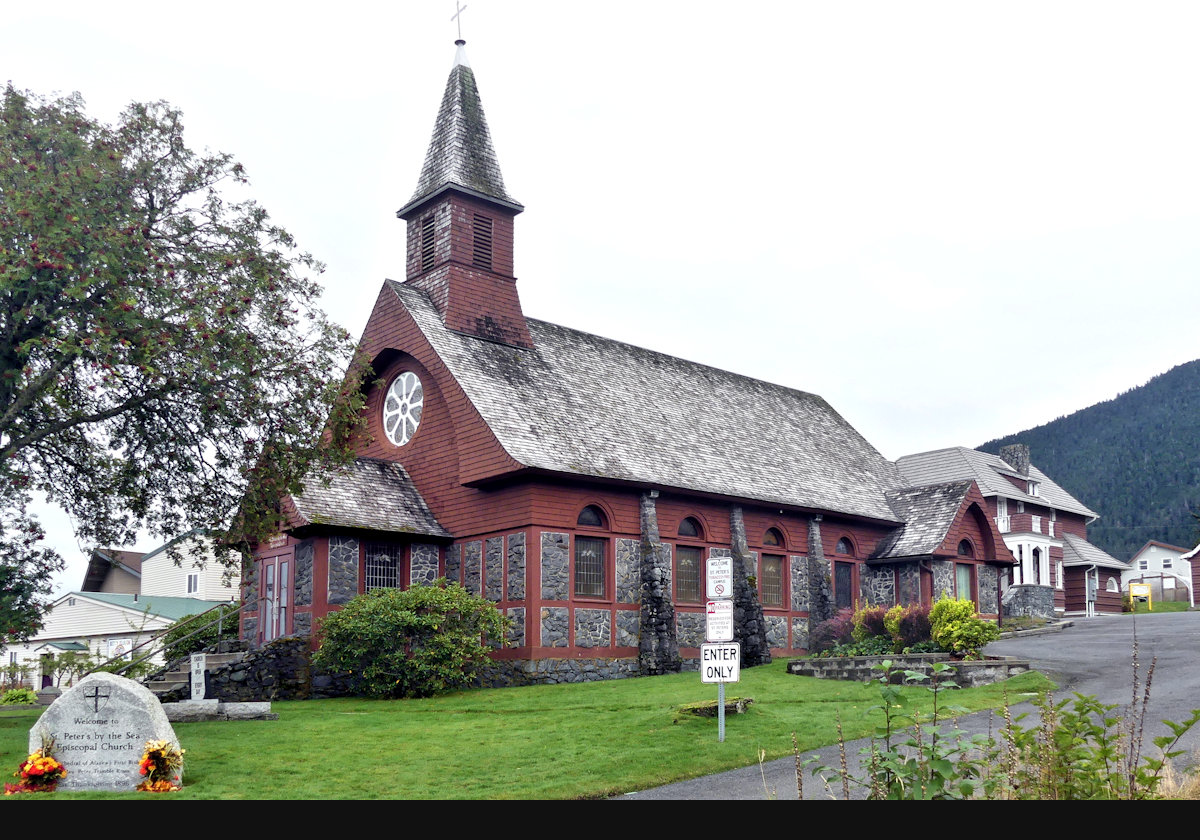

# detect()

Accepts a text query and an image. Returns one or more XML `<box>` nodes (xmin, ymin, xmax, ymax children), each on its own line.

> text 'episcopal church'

<box><xmin>242</xmin><ymin>40</ymin><xmax>1124</xmax><ymax>685</ymax></box>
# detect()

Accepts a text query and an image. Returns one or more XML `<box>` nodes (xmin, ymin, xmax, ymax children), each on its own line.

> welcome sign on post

<box><xmin>703</xmin><ymin>557</ymin><xmax>741</xmax><ymax>742</ymax></box>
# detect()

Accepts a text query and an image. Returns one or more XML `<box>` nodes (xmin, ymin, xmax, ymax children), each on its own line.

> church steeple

<box><xmin>398</xmin><ymin>40</ymin><xmax>533</xmax><ymax>350</ymax></box>
<box><xmin>399</xmin><ymin>40</ymin><xmax>522</xmax><ymax>218</ymax></box>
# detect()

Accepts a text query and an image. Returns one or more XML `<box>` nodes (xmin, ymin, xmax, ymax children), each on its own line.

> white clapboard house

<box><xmin>3</xmin><ymin>532</ymin><xmax>238</xmax><ymax>689</ymax></box>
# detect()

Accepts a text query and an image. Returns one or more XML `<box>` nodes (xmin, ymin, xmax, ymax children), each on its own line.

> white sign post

<box><xmin>703</xmin><ymin>556</ymin><xmax>739</xmax><ymax>742</ymax></box>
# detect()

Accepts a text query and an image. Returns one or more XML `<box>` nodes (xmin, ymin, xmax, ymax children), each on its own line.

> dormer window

<box><xmin>1027</xmin><ymin>480</ymin><xmax>1040</xmax><ymax>496</ymax></box>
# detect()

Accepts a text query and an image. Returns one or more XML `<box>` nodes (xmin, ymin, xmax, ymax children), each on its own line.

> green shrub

<box><xmin>929</xmin><ymin>596</ymin><xmax>999</xmax><ymax>659</ymax></box>
<box><xmin>851</xmin><ymin>604</ymin><xmax>889</xmax><ymax>643</ymax></box>
<box><xmin>313</xmin><ymin>580</ymin><xmax>511</xmax><ymax>699</ymax></box>
<box><xmin>884</xmin><ymin>603</ymin><xmax>933</xmax><ymax>652</ymax></box>
<box><xmin>161</xmin><ymin>602</ymin><xmax>241</xmax><ymax>661</ymax></box>
<box><xmin>2</xmin><ymin>687</ymin><xmax>38</xmax><ymax>705</ymax></box>
<box><xmin>88</xmin><ymin>657</ymin><xmax>157</xmax><ymax>680</ymax></box>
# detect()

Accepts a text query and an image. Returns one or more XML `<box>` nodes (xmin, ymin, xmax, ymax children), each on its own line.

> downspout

<box><xmin>1086</xmin><ymin>564</ymin><xmax>1097</xmax><ymax>618</ymax></box>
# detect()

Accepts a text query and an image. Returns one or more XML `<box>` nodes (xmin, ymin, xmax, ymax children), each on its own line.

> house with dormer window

<box><xmin>896</xmin><ymin>445</ymin><xmax>1128</xmax><ymax>616</ymax></box>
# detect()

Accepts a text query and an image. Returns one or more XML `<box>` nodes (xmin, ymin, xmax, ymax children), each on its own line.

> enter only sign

<box><xmin>700</xmin><ymin>642</ymin><xmax>741</xmax><ymax>683</ymax></box>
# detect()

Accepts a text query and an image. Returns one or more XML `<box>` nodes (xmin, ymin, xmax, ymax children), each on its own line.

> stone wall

<box><xmin>463</xmin><ymin>540</ymin><xmax>482</xmax><ymax>596</ymax></box>
<box><xmin>789</xmin><ymin>653</ymin><xmax>1030</xmax><ymax>689</ymax></box>
<box><xmin>540</xmin><ymin>532</ymin><xmax>569</xmax><ymax>601</ymax></box>
<box><xmin>506</xmin><ymin>607</ymin><xmax>525</xmax><ymax>647</ymax></box>
<box><xmin>540</xmin><ymin>606</ymin><xmax>568</xmax><ymax>647</ymax></box>
<box><xmin>506</xmin><ymin>533</ymin><xmax>526</xmax><ymax>601</ymax></box>
<box><xmin>574</xmin><ymin>608</ymin><xmax>611</xmax><ymax>647</ymax></box>
<box><xmin>1002</xmin><ymin>584</ymin><xmax>1057</xmax><ymax>620</ymax></box>
<box><xmin>931</xmin><ymin>560</ymin><xmax>955</xmax><ymax>601</ymax></box>
<box><xmin>479</xmin><ymin>657</ymin><xmax>641</xmax><ymax>687</ymax></box>
<box><xmin>327</xmin><ymin>536</ymin><xmax>359</xmax><ymax>606</ymax></box>
<box><xmin>485</xmin><ymin>536</ymin><xmax>503</xmax><ymax>601</ymax></box>
<box><xmin>978</xmin><ymin>565</ymin><xmax>1000</xmax><ymax>615</ymax></box>
<box><xmin>411</xmin><ymin>543</ymin><xmax>439</xmax><ymax>586</ymax></box>
<box><xmin>199</xmin><ymin>637</ymin><xmax>323</xmax><ymax>702</ymax></box>
<box><xmin>294</xmin><ymin>541</ymin><xmax>314</xmax><ymax>607</ymax></box>
<box><xmin>863</xmin><ymin>565</ymin><xmax>896</xmax><ymax>605</ymax></box>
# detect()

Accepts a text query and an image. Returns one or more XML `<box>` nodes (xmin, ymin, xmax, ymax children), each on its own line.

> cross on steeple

<box><xmin>451</xmin><ymin>2</ymin><xmax>468</xmax><ymax>40</ymax></box>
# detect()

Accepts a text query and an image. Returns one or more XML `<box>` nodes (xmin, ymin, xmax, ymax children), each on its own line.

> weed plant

<box><xmin>800</xmin><ymin>639</ymin><xmax>1200</xmax><ymax>800</ymax></box>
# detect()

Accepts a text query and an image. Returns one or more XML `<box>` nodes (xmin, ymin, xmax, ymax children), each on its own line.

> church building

<box><xmin>242</xmin><ymin>40</ymin><xmax>1025</xmax><ymax>684</ymax></box>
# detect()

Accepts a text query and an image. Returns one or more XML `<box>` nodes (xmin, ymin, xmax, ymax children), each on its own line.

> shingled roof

<box><xmin>389</xmin><ymin>282</ymin><xmax>904</xmax><ymax>522</ymax></box>
<box><xmin>870</xmin><ymin>481</ymin><xmax>976</xmax><ymax>560</ymax></box>
<box><xmin>1062</xmin><ymin>532</ymin><xmax>1129</xmax><ymax>570</ymax></box>
<box><xmin>895</xmin><ymin>447</ymin><xmax>1098</xmax><ymax>519</ymax></box>
<box><xmin>288</xmin><ymin>457</ymin><xmax>451</xmax><ymax>538</ymax></box>
<box><xmin>398</xmin><ymin>41</ymin><xmax>521</xmax><ymax>217</ymax></box>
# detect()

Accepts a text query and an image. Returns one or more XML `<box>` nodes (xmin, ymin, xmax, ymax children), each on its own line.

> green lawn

<box><xmin>1130</xmin><ymin>600</ymin><xmax>1190</xmax><ymax>614</ymax></box>
<box><xmin>0</xmin><ymin>660</ymin><xmax>1051</xmax><ymax>799</ymax></box>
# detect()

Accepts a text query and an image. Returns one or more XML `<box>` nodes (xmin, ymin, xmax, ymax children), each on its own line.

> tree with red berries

<box><xmin>0</xmin><ymin>86</ymin><xmax>366</xmax><ymax>642</ymax></box>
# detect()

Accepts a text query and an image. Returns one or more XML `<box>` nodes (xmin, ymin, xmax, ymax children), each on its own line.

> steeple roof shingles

<box><xmin>399</xmin><ymin>42</ymin><xmax>521</xmax><ymax>217</ymax></box>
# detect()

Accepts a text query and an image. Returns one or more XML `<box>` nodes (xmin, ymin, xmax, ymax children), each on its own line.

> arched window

<box><xmin>577</xmin><ymin>505</ymin><xmax>606</xmax><ymax>528</ymax></box>
<box><xmin>957</xmin><ymin>539</ymin><xmax>974</xmax><ymax>558</ymax></box>
<box><xmin>676</xmin><ymin>517</ymin><xmax>704</xmax><ymax>605</ymax></box>
<box><xmin>836</xmin><ymin>537</ymin><xmax>854</xmax><ymax>557</ymax></box>
<box><xmin>1107</xmin><ymin>577</ymin><xmax>1119</xmax><ymax>593</ymax></box>
<box><xmin>763</xmin><ymin>528</ymin><xmax>784</xmax><ymax>548</ymax></box>
<box><xmin>678</xmin><ymin>517</ymin><xmax>702</xmax><ymax>539</ymax></box>
<box><xmin>575</xmin><ymin>506</ymin><xmax>608</xmax><ymax>598</ymax></box>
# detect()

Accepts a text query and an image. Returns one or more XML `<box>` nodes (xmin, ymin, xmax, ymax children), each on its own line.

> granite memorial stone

<box><xmin>29</xmin><ymin>672</ymin><xmax>183</xmax><ymax>791</ymax></box>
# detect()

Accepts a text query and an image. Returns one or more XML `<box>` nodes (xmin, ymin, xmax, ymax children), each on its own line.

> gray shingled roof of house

<box><xmin>871</xmin><ymin>481</ymin><xmax>977</xmax><ymax>560</ymax></box>
<box><xmin>290</xmin><ymin>457</ymin><xmax>451</xmax><ymax>538</ymax></box>
<box><xmin>399</xmin><ymin>44</ymin><xmax>521</xmax><ymax>217</ymax></box>
<box><xmin>1062</xmin><ymin>532</ymin><xmax>1129</xmax><ymax>570</ymax></box>
<box><xmin>390</xmin><ymin>282</ymin><xmax>904</xmax><ymax>522</ymax></box>
<box><xmin>895</xmin><ymin>447</ymin><xmax>1097</xmax><ymax>519</ymax></box>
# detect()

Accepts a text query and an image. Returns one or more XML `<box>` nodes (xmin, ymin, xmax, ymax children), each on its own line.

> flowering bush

<box><xmin>5</xmin><ymin>748</ymin><xmax>66</xmax><ymax>794</ymax></box>
<box><xmin>136</xmin><ymin>739</ymin><xmax>184</xmax><ymax>792</ymax></box>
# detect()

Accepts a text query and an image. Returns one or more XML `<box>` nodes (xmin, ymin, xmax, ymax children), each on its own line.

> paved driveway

<box><xmin>988</xmin><ymin>611</ymin><xmax>1200</xmax><ymax>753</ymax></box>
<box><xmin>619</xmin><ymin>611</ymin><xmax>1200</xmax><ymax>800</ymax></box>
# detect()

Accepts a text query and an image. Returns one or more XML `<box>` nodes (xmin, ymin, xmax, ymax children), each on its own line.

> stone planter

<box><xmin>787</xmin><ymin>653</ymin><xmax>1030</xmax><ymax>688</ymax></box>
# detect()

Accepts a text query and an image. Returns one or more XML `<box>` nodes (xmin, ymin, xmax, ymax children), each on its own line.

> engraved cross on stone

<box><xmin>85</xmin><ymin>684</ymin><xmax>110</xmax><ymax>713</ymax></box>
<box><xmin>451</xmin><ymin>1</ymin><xmax>468</xmax><ymax>39</ymax></box>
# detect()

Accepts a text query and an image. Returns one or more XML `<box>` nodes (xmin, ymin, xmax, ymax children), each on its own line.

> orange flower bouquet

<box><xmin>136</xmin><ymin>739</ymin><xmax>184</xmax><ymax>792</ymax></box>
<box><xmin>5</xmin><ymin>748</ymin><xmax>67</xmax><ymax>794</ymax></box>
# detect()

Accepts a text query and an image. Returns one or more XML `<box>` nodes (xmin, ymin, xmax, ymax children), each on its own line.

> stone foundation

<box><xmin>1002</xmin><ymin>584</ymin><xmax>1057</xmax><ymax>620</ymax></box>
<box><xmin>479</xmin><ymin>657</ymin><xmax>641</xmax><ymax>687</ymax></box>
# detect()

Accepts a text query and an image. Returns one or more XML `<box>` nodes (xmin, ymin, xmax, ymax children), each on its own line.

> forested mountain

<box><xmin>978</xmin><ymin>360</ymin><xmax>1200</xmax><ymax>563</ymax></box>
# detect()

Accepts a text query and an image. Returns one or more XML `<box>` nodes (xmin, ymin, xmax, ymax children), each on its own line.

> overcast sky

<box><xmin>9</xmin><ymin>1</ymin><xmax>1200</xmax><ymax>595</ymax></box>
